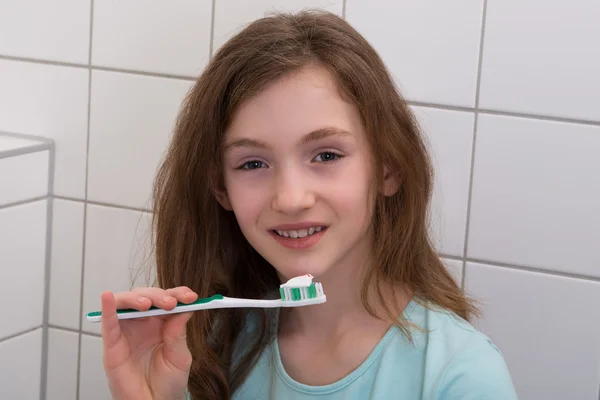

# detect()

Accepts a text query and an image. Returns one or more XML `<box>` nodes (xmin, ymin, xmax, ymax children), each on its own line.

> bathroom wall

<box><xmin>0</xmin><ymin>0</ymin><xmax>598</xmax><ymax>399</ymax></box>
<box><xmin>0</xmin><ymin>134</ymin><xmax>52</xmax><ymax>399</ymax></box>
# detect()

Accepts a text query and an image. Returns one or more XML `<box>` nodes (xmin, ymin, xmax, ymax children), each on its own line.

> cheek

<box><xmin>328</xmin><ymin>162</ymin><xmax>374</xmax><ymax>216</ymax></box>
<box><xmin>224</xmin><ymin>175</ymin><xmax>267</xmax><ymax>222</ymax></box>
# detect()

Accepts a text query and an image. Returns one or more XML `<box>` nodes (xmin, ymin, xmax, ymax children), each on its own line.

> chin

<box><xmin>273</xmin><ymin>260</ymin><xmax>331</xmax><ymax>282</ymax></box>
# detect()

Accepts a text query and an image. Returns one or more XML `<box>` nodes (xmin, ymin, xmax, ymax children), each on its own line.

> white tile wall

<box><xmin>0</xmin><ymin>1</ymin><xmax>599</xmax><ymax>399</ymax></box>
<box><xmin>479</xmin><ymin>0</ymin><xmax>600</xmax><ymax>121</ymax></box>
<box><xmin>468</xmin><ymin>115</ymin><xmax>600</xmax><ymax>277</ymax></box>
<box><xmin>87</xmin><ymin>70</ymin><xmax>193</xmax><ymax>209</ymax></box>
<box><xmin>0</xmin><ymin>134</ymin><xmax>45</xmax><ymax>152</ymax></box>
<box><xmin>465</xmin><ymin>262</ymin><xmax>600</xmax><ymax>400</ymax></box>
<box><xmin>442</xmin><ymin>258</ymin><xmax>463</xmax><ymax>285</ymax></box>
<box><xmin>0</xmin><ymin>200</ymin><xmax>47</xmax><ymax>339</ymax></box>
<box><xmin>82</xmin><ymin>204</ymin><xmax>153</xmax><ymax>335</ymax></box>
<box><xmin>46</xmin><ymin>328</ymin><xmax>79</xmax><ymax>400</ymax></box>
<box><xmin>213</xmin><ymin>0</ymin><xmax>343</xmax><ymax>51</ymax></box>
<box><xmin>0</xmin><ymin>148</ymin><xmax>49</xmax><ymax>206</ymax></box>
<box><xmin>49</xmin><ymin>199</ymin><xmax>85</xmax><ymax>330</ymax></box>
<box><xmin>0</xmin><ymin>328</ymin><xmax>42</xmax><ymax>400</ymax></box>
<box><xmin>0</xmin><ymin>59</ymin><xmax>89</xmax><ymax>198</ymax></box>
<box><xmin>412</xmin><ymin>106</ymin><xmax>474</xmax><ymax>257</ymax></box>
<box><xmin>0</xmin><ymin>0</ymin><xmax>91</xmax><ymax>64</ymax></box>
<box><xmin>79</xmin><ymin>334</ymin><xmax>111</xmax><ymax>400</ymax></box>
<box><xmin>92</xmin><ymin>0</ymin><xmax>212</xmax><ymax>77</ymax></box>
<box><xmin>346</xmin><ymin>0</ymin><xmax>484</xmax><ymax>107</ymax></box>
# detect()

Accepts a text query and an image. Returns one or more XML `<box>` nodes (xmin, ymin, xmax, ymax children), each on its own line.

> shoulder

<box><xmin>407</xmin><ymin>301</ymin><xmax>518</xmax><ymax>400</ymax></box>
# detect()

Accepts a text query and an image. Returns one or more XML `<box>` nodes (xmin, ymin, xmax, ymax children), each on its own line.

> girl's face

<box><xmin>218</xmin><ymin>66</ymin><xmax>379</xmax><ymax>281</ymax></box>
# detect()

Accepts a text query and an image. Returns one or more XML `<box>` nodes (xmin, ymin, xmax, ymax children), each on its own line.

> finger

<box><xmin>112</xmin><ymin>290</ymin><xmax>154</xmax><ymax>311</ymax></box>
<box><xmin>162</xmin><ymin>312</ymin><xmax>194</xmax><ymax>372</ymax></box>
<box><xmin>131</xmin><ymin>287</ymin><xmax>179</xmax><ymax>310</ymax></box>
<box><xmin>100</xmin><ymin>291</ymin><xmax>122</xmax><ymax>349</ymax></box>
<box><xmin>165</xmin><ymin>286</ymin><xmax>198</xmax><ymax>304</ymax></box>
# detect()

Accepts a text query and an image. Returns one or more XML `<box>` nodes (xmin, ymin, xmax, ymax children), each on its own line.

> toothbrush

<box><xmin>86</xmin><ymin>274</ymin><xmax>325</xmax><ymax>323</ymax></box>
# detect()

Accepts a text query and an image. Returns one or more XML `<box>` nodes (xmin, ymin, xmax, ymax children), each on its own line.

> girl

<box><xmin>100</xmin><ymin>11</ymin><xmax>517</xmax><ymax>400</ymax></box>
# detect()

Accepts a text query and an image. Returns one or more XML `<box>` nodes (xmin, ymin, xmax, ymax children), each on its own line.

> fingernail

<box><xmin>163</xmin><ymin>296</ymin><xmax>171</xmax><ymax>303</ymax></box>
<box><xmin>137</xmin><ymin>297</ymin><xmax>146</xmax><ymax>303</ymax></box>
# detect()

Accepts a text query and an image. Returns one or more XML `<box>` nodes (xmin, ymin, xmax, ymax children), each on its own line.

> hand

<box><xmin>100</xmin><ymin>286</ymin><xmax>198</xmax><ymax>400</ymax></box>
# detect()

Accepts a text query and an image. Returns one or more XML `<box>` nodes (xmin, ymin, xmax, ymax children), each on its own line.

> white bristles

<box><xmin>315</xmin><ymin>282</ymin><xmax>323</xmax><ymax>297</ymax></box>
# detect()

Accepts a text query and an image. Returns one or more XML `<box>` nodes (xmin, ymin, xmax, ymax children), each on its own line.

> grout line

<box><xmin>47</xmin><ymin>325</ymin><xmax>82</xmax><ymax>335</ymax></box>
<box><xmin>0</xmin><ymin>144</ymin><xmax>51</xmax><ymax>160</ymax></box>
<box><xmin>466</xmin><ymin>257</ymin><xmax>600</xmax><ymax>284</ymax></box>
<box><xmin>81</xmin><ymin>330</ymin><xmax>102</xmax><ymax>339</ymax></box>
<box><xmin>408</xmin><ymin>100</ymin><xmax>474</xmax><ymax>113</ymax></box>
<box><xmin>39</xmin><ymin>141</ymin><xmax>55</xmax><ymax>400</ymax></box>
<box><xmin>92</xmin><ymin>64</ymin><xmax>196</xmax><ymax>82</ymax></box>
<box><xmin>478</xmin><ymin>108</ymin><xmax>600</xmax><ymax>127</ymax></box>
<box><xmin>76</xmin><ymin>3</ymin><xmax>95</xmax><ymax>399</ymax></box>
<box><xmin>461</xmin><ymin>0</ymin><xmax>488</xmax><ymax>291</ymax></box>
<box><xmin>439</xmin><ymin>254</ymin><xmax>600</xmax><ymax>284</ymax></box>
<box><xmin>342</xmin><ymin>0</ymin><xmax>347</xmax><ymax>18</ymax></box>
<box><xmin>209</xmin><ymin>0</ymin><xmax>217</xmax><ymax>58</ymax></box>
<box><xmin>0</xmin><ymin>54</ymin><xmax>85</xmax><ymax>69</ymax></box>
<box><xmin>0</xmin><ymin>326</ymin><xmax>43</xmax><ymax>345</ymax></box>
<box><xmin>439</xmin><ymin>253</ymin><xmax>463</xmax><ymax>262</ymax></box>
<box><xmin>409</xmin><ymin>101</ymin><xmax>600</xmax><ymax>127</ymax></box>
<box><xmin>54</xmin><ymin>195</ymin><xmax>152</xmax><ymax>214</ymax></box>
<box><xmin>0</xmin><ymin>196</ymin><xmax>49</xmax><ymax>210</ymax></box>
<box><xmin>0</xmin><ymin>130</ymin><xmax>54</xmax><ymax>144</ymax></box>
<box><xmin>0</xmin><ymin>54</ymin><xmax>197</xmax><ymax>82</ymax></box>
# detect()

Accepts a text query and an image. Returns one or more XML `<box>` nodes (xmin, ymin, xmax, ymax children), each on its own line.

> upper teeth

<box><xmin>276</xmin><ymin>226</ymin><xmax>323</xmax><ymax>238</ymax></box>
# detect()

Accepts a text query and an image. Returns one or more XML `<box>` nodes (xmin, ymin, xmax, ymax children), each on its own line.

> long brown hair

<box><xmin>152</xmin><ymin>10</ymin><xmax>478</xmax><ymax>399</ymax></box>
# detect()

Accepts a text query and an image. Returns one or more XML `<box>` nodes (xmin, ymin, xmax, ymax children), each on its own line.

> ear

<box><xmin>381</xmin><ymin>166</ymin><xmax>401</xmax><ymax>197</ymax></box>
<box><xmin>213</xmin><ymin>186</ymin><xmax>233</xmax><ymax>211</ymax></box>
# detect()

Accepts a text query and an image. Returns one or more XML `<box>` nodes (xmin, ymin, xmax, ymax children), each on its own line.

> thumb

<box><xmin>162</xmin><ymin>312</ymin><xmax>194</xmax><ymax>371</ymax></box>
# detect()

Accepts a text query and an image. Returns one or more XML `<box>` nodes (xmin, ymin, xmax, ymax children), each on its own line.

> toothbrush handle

<box><xmin>86</xmin><ymin>297</ymin><xmax>284</xmax><ymax>323</ymax></box>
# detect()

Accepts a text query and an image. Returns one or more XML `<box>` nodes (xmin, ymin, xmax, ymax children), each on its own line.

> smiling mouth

<box><xmin>272</xmin><ymin>226</ymin><xmax>326</xmax><ymax>238</ymax></box>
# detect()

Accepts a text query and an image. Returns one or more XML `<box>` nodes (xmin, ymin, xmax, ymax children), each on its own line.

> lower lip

<box><xmin>270</xmin><ymin>228</ymin><xmax>327</xmax><ymax>249</ymax></box>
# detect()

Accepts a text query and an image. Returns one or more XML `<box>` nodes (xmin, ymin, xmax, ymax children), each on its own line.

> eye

<box><xmin>237</xmin><ymin>160</ymin><xmax>267</xmax><ymax>170</ymax></box>
<box><xmin>314</xmin><ymin>151</ymin><xmax>343</xmax><ymax>163</ymax></box>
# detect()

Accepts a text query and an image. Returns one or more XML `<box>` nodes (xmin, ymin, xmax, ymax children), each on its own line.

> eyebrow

<box><xmin>223</xmin><ymin>127</ymin><xmax>352</xmax><ymax>152</ymax></box>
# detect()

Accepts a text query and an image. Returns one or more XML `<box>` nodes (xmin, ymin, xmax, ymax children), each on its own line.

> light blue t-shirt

<box><xmin>231</xmin><ymin>299</ymin><xmax>517</xmax><ymax>400</ymax></box>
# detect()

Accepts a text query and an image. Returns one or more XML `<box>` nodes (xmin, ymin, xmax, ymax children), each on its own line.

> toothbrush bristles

<box><xmin>279</xmin><ymin>282</ymin><xmax>323</xmax><ymax>301</ymax></box>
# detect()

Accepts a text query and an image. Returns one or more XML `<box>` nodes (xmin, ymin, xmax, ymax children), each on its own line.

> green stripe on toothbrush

<box><xmin>86</xmin><ymin>294</ymin><xmax>224</xmax><ymax>318</ymax></box>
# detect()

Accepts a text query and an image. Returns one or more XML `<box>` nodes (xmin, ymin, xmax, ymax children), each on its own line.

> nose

<box><xmin>271</xmin><ymin>169</ymin><xmax>315</xmax><ymax>215</ymax></box>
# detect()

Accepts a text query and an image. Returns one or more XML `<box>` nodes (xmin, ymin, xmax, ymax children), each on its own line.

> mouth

<box><xmin>268</xmin><ymin>225</ymin><xmax>328</xmax><ymax>249</ymax></box>
<box><xmin>272</xmin><ymin>226</ymin><xmax>326</xmax><ymax>238</ymax></box>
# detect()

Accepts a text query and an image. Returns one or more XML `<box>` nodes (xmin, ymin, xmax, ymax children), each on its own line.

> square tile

<box><xmin>213</xmin><ymin>0</ymin><xmax>343</xmax><ymax>51</ymax></box>
<box><xmin>468</xmin><ymin>114</ymin><xmax>600</xmax><ymax>277</ymax></box>
<box><xmin>0</xmin><ymin>60</ymin><xmax>89</xmax><ymax>198</ymax></box>
<box><xmin>0</xmin><ymin>200</ymin><xmax>47</xmax><ymax>339</ymax></box>
<box><xmin>46</xmin><ymin>328</ymin><xmax>79</xmax><ymax>400</ymax></box>
<box><xmin>79</xmin><ymin>334</ymin><xmax>111</xmax><ymax>400</ymax></box>
<box><xmin>412</xmin><ymin>106</ymin><xmax>474</xmax><ymax>257</ymax></box>
<box><xmin>479</xmin><ymin>0</ymin><xmax>600</xmax><ymax>121</ymax></box>
<box><xmin>346</xmin><ymin>0</ymin><xmax>484</xmax><ymax>107</ymax></box>
<box><xmin>82</xmin><ymin>204</ymin><xmax>153</xmax><ymax>335</ymax></box>
<box><xmin>0</xmin><ymin>329</ymin><xmax>42</xmax><ymax>399</ymax></box>
<box><xmin>0</xmin><ymin>150</ymin><xmax>49</xmax><ymax>206</ymax></box>
<box><xmin>87</xmin><ymin>70</ymin><xmax>193</xmax><ymax>209</ymax></box>
<box><xmin>49</xmin><ymin>199</ymin><xmax>85</xmax><ymax>330</ymax></box>
<box><xmin>92</xmin><ymin>0</ymin><xmax>211</xmax><ymax>76</ymax></box>
<box><xmin>465</xmin><ymin>262</ymin><xmax>600</xmax><ymax>400</ymax></box>
<box><xmin>441</xmin><ymin>258</ymin><xmax>463</xmax><ymax>286</ymax></box>
<box><xmin>0</xmin><ymin>0</ymin><xmax>90</xmax><ymax>64</ymax></box>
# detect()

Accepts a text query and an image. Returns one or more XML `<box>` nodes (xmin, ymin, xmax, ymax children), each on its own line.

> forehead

<box><xmin>224</xmin><ymin>66</ymin><xmax>365</xmax><ymax>144</ymax></box>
